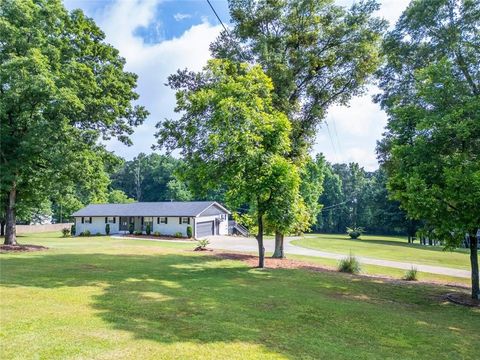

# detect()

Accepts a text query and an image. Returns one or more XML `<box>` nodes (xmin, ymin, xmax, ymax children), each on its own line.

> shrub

<box><xmin>83</xmin><ymin>230</ymin><xmax>91</xmax><ymax>237</ymax></box>
<box><xmin>153</xmin><ymin>231</ymin><xmax>161</xmax><ymax>236</ymax></box>
<box><xmin>71</xmin><ymin>224</ymin><xmax>76</xmax><ymax>236</ymax></box>
<box><xmin>186</xmin><ymin>226</ymin><xmax>193</xmax><ymax>238</ymax></box>
<box><xmin>61</xmin><ymin>227</ymin><xmax>70</xmax><ymax>237</ymax></box>
<box><xmin>129</xmin><ymin>223</ymin><xmax>134</xmax><ymax>234</ymax></box>
<box><xmin>79</xmin><ymin>232</ymin><xmax>84</xmax><ymax>236</ymax></box>
<box><xmin>346</xmin><ymin>226</ymin><xmax>364</xmax><ymax>239</ymax></box>
<box><xmin>105</xmin><ymin>223</ymin><xmax>110</xmax><ymax>235</ymax></box>
<box><xmin>194</xmin><ymin>239</ymin><xmax>210</xmax><ymax>251</ymax></box>
<box><xmin>403</xmin><ymin>267</ymin><xmax>418</xmax><ymax>281</ymax></box>
<box><xmin>134</xmin><ymin>230</ymin><xmax>142</xmax><ymax>236</ymax></box>
<box><xmin>338</xmin><ymin>253</ymin><xmax>361</xmax><ymax>274</ymax></box>
<box><xmin>95</xmin><ymin>232</ymin><xmax>102</xmax><ymax>236</ymax></box>
<box><xmin>146</xmin><ymin>224</ymin><xmax>151</xmax><ymax>235</ymax></box>
<box><xmin>174</xmin><ymin>231</ymin><xmax>183</xmax><ymax>238</ymax></box>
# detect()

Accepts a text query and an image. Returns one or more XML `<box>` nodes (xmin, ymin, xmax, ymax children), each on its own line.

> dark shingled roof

<box><xmin>72</xmin><ymin>201</ymin><xmax>230</xmax><ymax>217</ymax></box>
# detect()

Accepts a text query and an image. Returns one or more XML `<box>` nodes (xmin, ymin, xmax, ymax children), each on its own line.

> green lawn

<box><xmin>292</xmin><ymin>233</ymin><xmax>471</xmax><ymax>270</ymax></box>
<box><xmin>1</xmin><ymin>233</ymin><xmax>479</xmax><ymax>360</ymax></box>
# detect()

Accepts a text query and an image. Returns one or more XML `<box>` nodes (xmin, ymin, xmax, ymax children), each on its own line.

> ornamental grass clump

<box><xmin>403</xmin><ymin>267</ymin><xmax>418</xmax><ymax>281</ymax></box>
<box><xmin>338</xmin><ymin>253</ymin><xmax>361</xmax><ymax>274</ymax></box>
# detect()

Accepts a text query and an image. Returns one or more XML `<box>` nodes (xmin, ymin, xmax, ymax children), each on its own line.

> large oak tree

<box><xmin>376</xmin><ymin>0</ymin><xmax>479</xmax><ymax>299</ymax></box>
<box><xmin>211</xmin><ymin>0</ymin><xmax>386</xmax><ymax>256</ymax></box>
<box><xmin>0</xmin><ymin>0</ymin><xmax>147</xmax><ymax>244</ymax></box>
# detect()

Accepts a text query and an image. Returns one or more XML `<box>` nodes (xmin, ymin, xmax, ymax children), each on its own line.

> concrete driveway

<box><xmin>207</xmin><ymin>235</ymin><xmax>471</xmax><ymax>278</ymax></box>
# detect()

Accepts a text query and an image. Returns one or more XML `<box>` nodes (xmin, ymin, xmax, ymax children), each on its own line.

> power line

<box><xmin>206</xmin><ymin>0</ymin><xmax>229</xmax><ymax>34</ymax></box>
<box><xmin>324</xmin><ymin>121</ymin><xmax>339</xmax><ymax>163</ymax></box>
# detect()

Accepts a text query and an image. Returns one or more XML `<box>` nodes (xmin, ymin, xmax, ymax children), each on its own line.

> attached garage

<box><xmin>196</xmin><ymin>221</ymin><xmax>214</xmax><ymax>238</ymax></box>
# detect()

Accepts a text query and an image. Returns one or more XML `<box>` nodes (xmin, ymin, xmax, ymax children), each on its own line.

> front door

<box><xmin>119</xmin><ymin>217</ymin><xmax>129</xmax><ymax>231</ymax></box>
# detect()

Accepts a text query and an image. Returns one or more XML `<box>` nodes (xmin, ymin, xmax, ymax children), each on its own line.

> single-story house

<box><xmin>72</xmin><ymin>201</ymin><xmax>230</xmax><ymax>238</ymax></box>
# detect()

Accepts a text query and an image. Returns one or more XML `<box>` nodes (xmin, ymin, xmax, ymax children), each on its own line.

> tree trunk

<box><xmin>469</xmin><ymin>232</ymin><xmax>479</xmax><ymax>300</ymax></box>
<box><xmin>256</xmin><ymin>212</ymin><xmax>265</xmax><ymax>268</ymax></box>
<box><xmin>272</xmin><ymin>231</ymin><xmax>285</xmax><ymax>258</ymax></box>
<box><xmin>4</xmin><ymin>185</ymin><xmax>17</xmax><ymax>245</ymax></box>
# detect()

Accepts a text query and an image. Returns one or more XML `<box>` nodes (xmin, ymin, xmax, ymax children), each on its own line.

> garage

<box><xmin>196</xmin><ymin>221</ymin><xmax>214</xmax><ymax>238</ymax></box>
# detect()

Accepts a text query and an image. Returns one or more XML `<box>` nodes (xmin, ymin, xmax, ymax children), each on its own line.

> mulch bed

<box><xmin>0</xmin><ymin>244</ymin><xmax>48</xmax><ymax>253</ymax></box>
<box><xmin>124</xmin><ymin>234</ymin><xmax>194</xmax><ymax>241</ymax></box>
<box><xmin>445</xmin><ymin>293</ymin><xmax>480</xmax><ymax>307</ymax></box>
<box><xmin>213</xmin><ymin>251</ymin><xmax>472</xmax><ymax>292</ymax></box>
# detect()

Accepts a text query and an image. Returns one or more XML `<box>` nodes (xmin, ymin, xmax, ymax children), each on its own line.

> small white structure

<box><xmin>72</xmin><ymin>201</ymin><xmax>229</xmax><ymax>238</ymax></box>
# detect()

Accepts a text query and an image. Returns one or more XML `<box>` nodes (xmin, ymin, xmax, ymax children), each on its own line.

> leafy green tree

<box><xmin>156</xmin><ymin>59</ymin><xmax>297</xmax><ymax>268</ymax></box>
<box><xmin>376</xmin><ymin>0</ymin><xmax>479</xmax><ymax>298</ymax></box>
<box><xmin>111</xmin><ymin>153</ymin><xmax>192</xmax><ymax>201</ymax></box>
<box><xmin>0</xmin><ymin>0</ymin><xmax>147</xmax><ymax>244</ymax></box>
<box><xmin>107</xmin><ymin>190</ymin><xmax>135</xmax><ymax>204</ymax></box>
<box><xmin>211</xmin><ymin>0</ymin><xmax>386</xmax><ymax>255</ymax></box>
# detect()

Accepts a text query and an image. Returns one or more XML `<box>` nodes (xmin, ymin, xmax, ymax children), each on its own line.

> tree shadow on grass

<box><xmin>1</xmin><ymin>252</ymin><xmax>478</xmax><ymax>359</ymax></box>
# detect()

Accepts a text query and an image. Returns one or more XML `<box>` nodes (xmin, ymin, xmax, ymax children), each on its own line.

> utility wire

<box><xmin>324</xmin><ymin>121</ymin><xmax>339</xmax><ymax>163</ymax></box>
<box><xmin>206</xmin><ymin>0</ymin><xmax>229</xmax><ymax>34</ymax></box>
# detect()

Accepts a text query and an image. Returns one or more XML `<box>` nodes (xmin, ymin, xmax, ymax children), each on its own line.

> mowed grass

<box><xmin>292</xmin><ymin>233</ymin><xmax>471</xmax><ymax>270</ymax></box>
<box><xmin>1</xmin><ymin>233</ymin><xmax>479</xmax><ymax>360</ymax></box>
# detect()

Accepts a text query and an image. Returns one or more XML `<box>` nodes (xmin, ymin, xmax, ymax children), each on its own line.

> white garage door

<box><xmin>197</xmin><ymin>221</ymin><xmax>214</xmax><ymax>238</ymax></box>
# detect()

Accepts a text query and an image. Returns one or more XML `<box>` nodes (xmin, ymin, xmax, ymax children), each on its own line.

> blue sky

<box><xmin>63</xmin><ymin>0</ymin><xmax>411</xmax><ymax>171</ymax></box>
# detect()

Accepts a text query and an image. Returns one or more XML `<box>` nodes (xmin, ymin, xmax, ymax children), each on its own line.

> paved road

<box><xmin>207</xmin><ymin>235</ymin><xmax>471</xmax><ymax>278</ymax></box>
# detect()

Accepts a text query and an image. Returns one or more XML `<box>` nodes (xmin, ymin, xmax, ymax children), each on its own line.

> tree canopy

<box><xmin>376</xmin><ymin>0</ymin><xmax>479</xmax><ymax>298</ymax></box>
<box><xmin>0</xmin><ymin>0</ymin><xmax>147</xmax><ymax>244</ymax></box>
<box><xmin>156</xmin><ymin>59</ymin><xmax>300</xmax><ymax>267</ymax></box>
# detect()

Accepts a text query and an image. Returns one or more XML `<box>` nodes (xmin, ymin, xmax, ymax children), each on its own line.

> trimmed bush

<box><xmin>403</xmin><ymin>267</ymin><xmax>418</xmax><ymax>281</ymax></box>
<box><xmin>146</xmin><ymin>224</ymin><xmax>151</xmax><ymax>235</ymax></box>
<box><xmin>134</xmin><ymin>230</ymin><xmax>142</xmax><ymax>236</ymax></box>
<box><xmin>71</xmin><ymin>224</ymin><xmax>76</xmax><ymax>236</ymax></box>
<box><xmin>338</xmin><ymin>254</ymin><xmax>361</xmax><ymax>274</ymax></box>
<box><xmin>153</xmin><ymin>231</ymin><xmax>161</xmax><ymax>236</ymax></box>
<box><xmin>83</xmin><ymin>230</ymin><xmax>91</xmax><ymax>237</ymax></box>
<box><xmin>95</xmin><ymin>232</ymin><xmax>102</xmax><ymax>236</ymax></box>
<box><xmin>61</xmin><ymin>227</ymin><xmax>70</xmax><ymax>237</ymax></box>
<box><xmin>346</xmin><ymin>226</ymin><xmax>364</xmax><ymax>239</ymax></box>
<box><xmin>105</xmin><ymin>223</ymin><xmax>110</xmax><ymax>235</ymax></box>
<box><xmin>186</xmin><ymin>226</ymin><xmax>193</xmax><ymax>238</ymax></box>
<box><xmin>128</xmin><ymin>223</ymin><xmax>134</xmax><ymax>234</ymax></box>
<box><xmin>174</xmin><ymin>231</ymin><xmax>183</xmax><ymax>238</ymax></box>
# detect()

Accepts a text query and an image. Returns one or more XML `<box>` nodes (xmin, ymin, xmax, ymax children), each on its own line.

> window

<box><xmin>82</xmin><ymin>217</ymin><xmax>92</xmax><ymax>224</ymax></box>
<box><xmin>180</xmin><ymin>217</ymin><xmax>190</xmax><ymax>224</ymax></box>
<box><xmin>105</xmin><ymin>217</ymin><xmax>116</xmax><ymax>224</ymax></box>
<box><xmin>220</xmin><ymin>214</ymin><xmax>227</xmax><ymax>221</ymax></box>
<box><xmin>144</xmin><ymin>217</ymin><xmax>153</xmax><ymax>229</ymax></box>
<box><xmin>158</xmin><ymin>217</ymin><xmax>168</xmax><ymax>224</ymax></box>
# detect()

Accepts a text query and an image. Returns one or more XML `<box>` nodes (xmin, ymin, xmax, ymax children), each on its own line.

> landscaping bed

<box><xmin>0</xmin><ymin>244</ymin><xmax>48</xmax><ymax>253</ymax></box>
<box><xmin>123</xmin><ymin>234</ymin><xmax>194</xmax><ymax>241</ymax></box>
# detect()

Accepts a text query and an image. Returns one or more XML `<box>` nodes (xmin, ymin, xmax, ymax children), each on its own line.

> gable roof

<box><xmin>72</xmin><ymin>201</ymin><xmax>230</xmax><ymax>217</ymax></box>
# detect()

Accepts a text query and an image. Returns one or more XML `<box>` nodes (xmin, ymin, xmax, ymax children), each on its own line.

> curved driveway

<box><xmin>207</xmin><ymin>235</ymin><xmax>471</xmax><ymax>278</ymax></box>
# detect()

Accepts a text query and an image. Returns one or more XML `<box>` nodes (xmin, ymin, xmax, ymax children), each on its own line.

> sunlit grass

<box><xmin>1</xmin><ymin>233</ymin><xmax>478</xmax><ymax>359</ymax></box>
<box><xmin>292</xmin><ymin>233</ymin><xmax>470</xmax><ymax>269</ymax></box>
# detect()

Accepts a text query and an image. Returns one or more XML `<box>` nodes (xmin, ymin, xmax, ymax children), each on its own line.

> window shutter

<box><xmin>105</xmin><ymin>217</ymin><xmax>107</xmax><ymax>223</ymax></box>
<box><xmin>157</xmin><ymin>217</ymin><xmax>159</xmax><ymax>224</ymax></box>
<box><xmin>179</xmin><ymin>217</ymin><xmax>182</xmax><ymax>224</ymax></box>
<box><xmin>81</xmin><ymin>217</ymin><xmax>84</xmax><ymax>224</ymax></box>
<box><xmin>114</xmin><ymin>217</ymin><xmax>116</xmax><ymax>224</ymax></box>
<box><xmin>141</xmin><ymin>217</ymin><xmax>144</xmax><ymax>225</ymax></box>
<box><xmin>188</xmin><ymin>217</ymin><xmax>190</xmax><ymax>224</ymax></box>
<box><xmin>89</xmin><ymin>217</ymin><xmax>92</xmax><ymax>223</ymax></box>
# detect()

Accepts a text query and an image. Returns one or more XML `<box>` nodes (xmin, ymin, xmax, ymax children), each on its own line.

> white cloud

<box><xmin>173</xmin><ymin>13</ymin><xmax>192</xmax><ymax>21</ymax></box>
<box><xmin>64</xmin><ymin>0</ymin><xmax>411</xmax><ymax>170</ymax></box>
<box><xmin>64</xmin><ymin>0</ymin><xmax>222</xmax><ymax>160</ymax></box>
